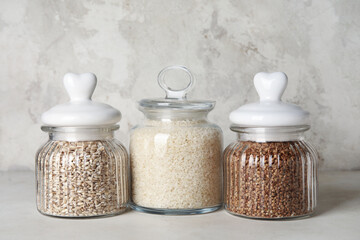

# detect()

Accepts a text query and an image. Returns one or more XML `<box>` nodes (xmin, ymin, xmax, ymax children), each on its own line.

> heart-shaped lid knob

<box><xmin>254</xmin><ymin>72</ymin><xmax>287</xmax><ymax>101</ymax></box>
<box><xmin>229</xmin><ymin>72</ymin><xmax>309</xmax><ymax>127</ymax></box>
<box><xmin>63</xmin><ymin>73</ymin><xmax>97</xmax><ymax>101</ymax></box>
<box><xmin>41</xmin><ymin>72</ymin><xmax>121</xmax><ymax>127</ymax></box>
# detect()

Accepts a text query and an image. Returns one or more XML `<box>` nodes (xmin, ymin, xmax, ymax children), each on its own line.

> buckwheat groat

<box><xmin>224</xmin><ymin>141</ymin><xmax>313</xmax><ymax>218</ymax></box>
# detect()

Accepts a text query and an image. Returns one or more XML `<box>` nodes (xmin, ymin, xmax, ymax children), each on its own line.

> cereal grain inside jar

<box><xmin>131</xmin><ymin>119</ymin><xmax>222</xmax><ymax>210</ymax></box>
<box><xmin>224</xmin><ymin>139</ymin><xmax>317</xmax><ymax>219</ymax></box>
<box><xmin>37</xmin><ymin>139</ymin><xmax>129</xmax><ymax>217</ymax></box>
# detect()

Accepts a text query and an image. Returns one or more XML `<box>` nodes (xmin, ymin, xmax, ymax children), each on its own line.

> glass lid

<box><xmin>139</xmin><ymin>66</ymin><xmax>215</xmax><ymax>112</ymax></box>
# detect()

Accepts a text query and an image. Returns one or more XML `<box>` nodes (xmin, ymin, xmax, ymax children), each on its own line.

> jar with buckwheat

<box><xmin>224</xmin><ymin>72</ymin><xmax>318</xmax><ymax>219</ymax></box>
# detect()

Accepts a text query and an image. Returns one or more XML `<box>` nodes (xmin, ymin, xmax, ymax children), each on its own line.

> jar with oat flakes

<box><xmin>224</xmin><ymin>72</ymin><xmax>318</xmax><ymax>219</ymax></box>
<box><xmin>36</xmin><ymin>73</ymin><xmax>129</xmax><ymax>218</ymax></box>
<box><xmin>130</xmin><ymin>66</ymin><xmax>223</xmax><ymax>215</ymax></box>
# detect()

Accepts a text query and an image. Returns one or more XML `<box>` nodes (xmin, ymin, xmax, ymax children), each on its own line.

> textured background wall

<box><xmin>0</xmin><ymin>0</ymin><xmax>359</xmax><ymax>171</ymax></box>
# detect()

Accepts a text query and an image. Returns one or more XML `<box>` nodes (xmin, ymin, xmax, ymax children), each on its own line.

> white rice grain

<box><xmin>130</xmin><ymin>119</ymin><xmax>222</xmax><ymax>209</ymax></box>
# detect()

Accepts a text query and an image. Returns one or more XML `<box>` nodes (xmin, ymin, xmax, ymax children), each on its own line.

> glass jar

<box><xmin>36</xmin><ymin>73</ymin><xmax>129</xmax><ymax>218</ymax></box>
<box><xmin>130</xmin><ymin>66</ymin><xmax>223</xmax><ymax>215</ymax></box>
<box><xmin>224</xmin><ymin>72</ymin><xmax>318</xmax><ymax>219</ymax></box>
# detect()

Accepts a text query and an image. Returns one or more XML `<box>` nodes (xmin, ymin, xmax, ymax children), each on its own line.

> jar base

<box><xmin>37</xmin><ymin>207</ymin><xmax>128</xmax><ymax>218</ymax></box>
<box><xmin>224</xmin><ymin>208</ymin><xmax>314</xmax><ymax>220</ymax></box>
<box><xmin>130</xmin><ymin>203</ymin><xmax>222</xmax><ymax>215</ymax></box>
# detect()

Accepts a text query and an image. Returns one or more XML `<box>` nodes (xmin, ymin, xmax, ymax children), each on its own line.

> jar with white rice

<box><xmin>130</xmin><ymin>66</ymin><xmax>223</xmax><ymax>215</ymax></box>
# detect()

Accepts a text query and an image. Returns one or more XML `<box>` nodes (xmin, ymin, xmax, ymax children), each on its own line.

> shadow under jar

<box><xmin>224</xmin><ymin>72</ymin><xmax>318</xmax><ymax>219</ymax></box>
<box><xmin>36</xmin><ymin>73</ymin><xmax>129</xmax><ymax>218</ymax></box>
<box><xmin>130</xmin><ymin>66</ymin><xmax>223</xmax><ymax>215</ymax></box>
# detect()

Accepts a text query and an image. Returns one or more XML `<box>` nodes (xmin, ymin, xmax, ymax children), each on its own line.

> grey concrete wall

<box><xmin>1</xmin><ymin>0</ymin><xmax>359</xmax><ymax>170</ymax></box>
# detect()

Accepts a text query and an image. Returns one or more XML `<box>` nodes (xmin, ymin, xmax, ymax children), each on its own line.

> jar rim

<box><xmin>139</xmin><ymin>108</ymin><xmax>211</xmax><ymax>120</ymax></box>
<box><xmin>139</xmin><ymin>99</ymin><xmax>215</xmax><ymax>113</ymax></box>
<box><xmin>230</xmin><ymin>125</ymin><xmax>310</xmax><ymax>134</ymax></box>
<box><xmin>41</xmin><ymin>125</ymin><xmax>119</xmax><ymax>133</ymax></box>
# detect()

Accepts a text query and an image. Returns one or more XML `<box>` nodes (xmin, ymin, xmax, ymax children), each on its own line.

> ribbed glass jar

<box><xmin>36</xmin><ymin>126</ymin><xmax>129</xmax><ymax>218</ymax></box>
<box><xmin>224</xmin><ymin>126</ymin><xmax>317</xmax><ymax>219</ymax></box>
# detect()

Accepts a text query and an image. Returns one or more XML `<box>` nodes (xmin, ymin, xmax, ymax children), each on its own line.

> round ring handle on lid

<box><xmin>254</xmin><ymin>72</ymin><xmax>288</xmax><ymax>102</ymax></box>
<box><xmin>157</xmin><ymin>65</ymin><xmax>195</xmax><ymax>100</ymax></box>
<box><xmin>63</xmin><ymin>73</ymin><xmax>97</xmax><ymax>102</ymax></box>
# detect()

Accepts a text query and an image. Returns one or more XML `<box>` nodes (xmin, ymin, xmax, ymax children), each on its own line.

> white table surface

<box><xmin>0</xmin><ymin>171</ymin><xmax>359</xmax><ymax>240</ymax></box>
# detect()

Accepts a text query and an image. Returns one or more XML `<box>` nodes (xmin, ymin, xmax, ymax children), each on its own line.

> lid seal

<box><xmin>229</xmin><ymin>72</ymin><xmax>309</xmax><ymax>127</ymax></box>
<box><xmin>41</xmin><ymin>73</ymin><xmax>121</xmax><ymax>127</ymax></box>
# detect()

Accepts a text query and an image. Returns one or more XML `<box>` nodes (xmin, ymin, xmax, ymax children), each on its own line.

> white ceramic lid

<box><xmin>229</xmin><ymin>72</ymin><xmax>309</xmax><ymax>127</ymax></box>
<box><xmin>41</xmin><ymin>73</ymin><xmax>121</xmax><ymax>127</ymax></box>
<box><xmin>139</xmin><ymin>66</ymin><xmax>215</xmax><ymax>111</ymax></box>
